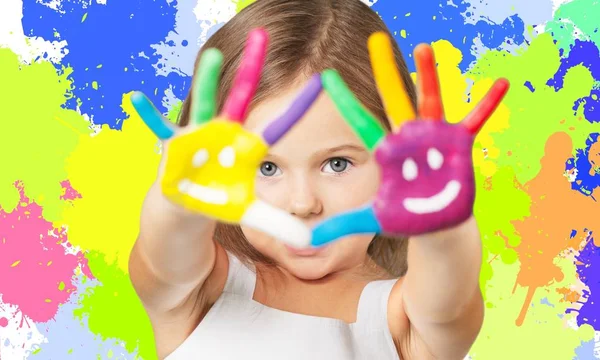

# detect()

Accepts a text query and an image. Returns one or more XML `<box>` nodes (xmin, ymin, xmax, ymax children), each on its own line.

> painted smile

<box><xmin>403</xmin><ymin>180</ymin><xmax>461</xmax><ymax>214</ymax></box>
<box><xmin>178</xmin><ymin>179</ymin><xmax>229</xmax><ymax>205</ymax></box>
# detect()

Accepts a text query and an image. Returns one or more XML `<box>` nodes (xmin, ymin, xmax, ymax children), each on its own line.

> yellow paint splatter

<box><xmin>11</xmin><ymin>260</ymin><xmax>20</xmax><ymax>267</ymax></box>
<box><xmin>400</xmin><ymin>29</ymin><xmax>407</xmax><ymax>38</ymax></box>
<box><xmin>61</xmin><ymin>92</ymin><xmax>161</xmax><ymax>272</ymax></box>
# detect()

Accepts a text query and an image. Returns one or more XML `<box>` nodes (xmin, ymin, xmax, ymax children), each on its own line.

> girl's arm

<box><xmin>128</xmin><ymin>182</ymin><xmax>219</xmax><ymax>313</ymax></box>
<box><xmin>388</xmin><ymin>216</ymin><xmax>484</xmax><ymax>359</ymax></box>
<box><xmin>317</xmin><ymin>33</ymin><xmax>508</xmax><ymax>360</ymax></box>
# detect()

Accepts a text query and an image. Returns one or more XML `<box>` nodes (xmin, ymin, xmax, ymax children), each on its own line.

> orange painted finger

<box><xmin>414</xmin><ymin>44</ymin><xmax>444</xmax><ymax>120</ymax></box>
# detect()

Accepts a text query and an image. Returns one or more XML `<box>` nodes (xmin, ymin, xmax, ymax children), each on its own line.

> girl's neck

<box><xmin>251</xmin><ymin>257</ymin><xmax>390</xmax><ymax>324</ymax></box>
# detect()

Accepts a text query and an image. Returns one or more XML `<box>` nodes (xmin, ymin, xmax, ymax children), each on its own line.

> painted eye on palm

<box><xmin>130</xmin><ymin>29</ymin><xmax>323</xmax><ymax>249</ymax></box>
<box><xmin>312</xmin><ymin>32</ymin><xmax>509</xmax><ymax>246</ymax></box>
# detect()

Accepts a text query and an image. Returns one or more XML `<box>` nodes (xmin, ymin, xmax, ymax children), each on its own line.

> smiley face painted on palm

<box><xmin>373</xmin><ymin>121</ymin><xmax>475</xmax><ymax>235</ymax></box>
<box><xmin>311</xmin><ymin>33</ymin><xmax>509</xmax><ymax>246</ymax></box>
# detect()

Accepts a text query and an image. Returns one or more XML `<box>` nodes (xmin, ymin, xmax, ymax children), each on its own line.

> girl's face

<box><xmin>241</xmin><ymin>77</ymin><xmax>382</xmax><ymax>280</ymax></box>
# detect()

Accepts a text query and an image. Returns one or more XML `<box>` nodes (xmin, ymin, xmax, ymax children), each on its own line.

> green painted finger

<box><xmin>191</xmin><ymin>48</ymin><xmax>224</xmax><ymax>126</ymax></box>
<box><xmin>322</xmin><ymin>69</ymin><xmax>386</xmax><ymax>151</ymax></box>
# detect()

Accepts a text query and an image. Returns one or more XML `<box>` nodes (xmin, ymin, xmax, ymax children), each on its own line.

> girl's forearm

<box><xmin>401</xmin><ymin>215</ymin><xmax>483</xmax><ymax>324</ymax></box>
<box><xmin>129</xmin><ymin>182</ymin><xmax>217</xmax><ymax>310</ymax></box>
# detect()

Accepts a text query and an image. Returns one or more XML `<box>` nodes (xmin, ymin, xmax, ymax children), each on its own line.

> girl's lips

<box><xmin>284</xmin><ymin>244</ymin><xmax>328</xmax><ymax>256</ymax></box>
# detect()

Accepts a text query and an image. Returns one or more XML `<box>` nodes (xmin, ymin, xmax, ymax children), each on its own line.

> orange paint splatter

<box><xmin>512</xmin><ymin>132</ymin><xmax>600</xmax><ymax>326</ymax></box>
<box><xmin>556</xmin><ymin>287</ymin><xmax>582</xmax><ymax>303</ymax></box>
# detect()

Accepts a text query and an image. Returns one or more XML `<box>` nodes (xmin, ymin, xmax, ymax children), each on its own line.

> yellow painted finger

<box><xmin>368</xmin><ymin>32</ymin><xmax>415</xmax><ymax>131</ymax></box>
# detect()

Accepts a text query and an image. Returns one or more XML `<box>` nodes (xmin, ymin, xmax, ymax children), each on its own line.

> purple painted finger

<box><xmin>262</xmin><ymin>74</ymin><xmax>322</xmax><ymax>145</ymax></box>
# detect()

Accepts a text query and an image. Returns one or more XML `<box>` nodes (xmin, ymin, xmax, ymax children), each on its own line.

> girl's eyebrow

<box><xmin>263</xmin><ymin>144</ymin><xmax>368</xmax><ymax>163</ymax></box>
<box><xmin>310</xmin><ymin>144</ymin><xmax>369</xmax><ymax>160</ymax></box>
<box><xmin>317</xmin><ymin>144</ymin><xmax>368</xmax><ymax>155</ymax></box>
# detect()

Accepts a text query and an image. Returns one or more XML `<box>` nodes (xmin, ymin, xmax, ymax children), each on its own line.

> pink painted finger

<box><xmin>221</xmin><ymin>28</ymin><xmax>268</xmax><ymax>123</ymax></box>
<box><xmin>462</xmin><ymin>78</ymin><xmax>510</xmax><ymax>135</ymax></box>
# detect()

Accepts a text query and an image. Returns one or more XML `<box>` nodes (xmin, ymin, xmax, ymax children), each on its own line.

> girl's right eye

<box><xmin>258</xmin><ymin>161</ymin><xmax>281</xmax><ymax>177</ymax></box>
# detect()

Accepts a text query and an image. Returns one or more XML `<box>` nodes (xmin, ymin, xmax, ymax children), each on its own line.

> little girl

<box><xmin>129</xmin><ymin>0</ymin><xmax>503</xmax><ymax>359</ymax></box>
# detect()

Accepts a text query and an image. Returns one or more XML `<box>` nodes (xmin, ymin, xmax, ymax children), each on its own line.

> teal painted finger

<box><xmin>191</xmin><ymin>48</ymin><xmax>223</xmax><ymax>126</ymax></box>
<box><xmin>130</xmin><ymin>91</ymin><xmax>174</xmax><ymax>139</ymax></box>
<box><xmin>322</xmin><ymin>69</ymin><xmax>386</xmax><ymax>151</ymax></box>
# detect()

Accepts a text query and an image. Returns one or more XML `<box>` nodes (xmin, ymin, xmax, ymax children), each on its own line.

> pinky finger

<box><xmin>131</xmin><ymin>91</ymin><xmax>175</xmax><ymax>140</ymax></box>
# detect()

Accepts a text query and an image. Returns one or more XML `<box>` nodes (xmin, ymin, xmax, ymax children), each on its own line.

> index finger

<box><xmin>190</xmin><ymin>48</ymin><xmax>223</xmax><ymax>126</ymax></box>
<box><xmin>322</xmin><ymin>69</ymin><xmax>386</xmax><ymax>151</ymax></box>
<box><xmin>221</xmin><ymin>28</ymin><xmax>268</xmax><ymax>123</ymax></box>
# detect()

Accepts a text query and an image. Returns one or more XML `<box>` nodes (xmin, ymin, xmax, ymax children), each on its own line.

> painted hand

<box><xmin>312</xmin><ymin>32</ymin><xmax>509</xmax><ymax>246</ymax></box>
<box><xmin>131</xmin><ymin>29</ymin><xmax>322</xmax><ymax>248</ymax></box>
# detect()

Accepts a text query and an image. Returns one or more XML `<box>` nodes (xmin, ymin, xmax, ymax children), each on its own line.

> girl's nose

<box><xmin>288</xmin><ymin>179</ymin><xmax>323</xmax><ymax>218</ymax></box>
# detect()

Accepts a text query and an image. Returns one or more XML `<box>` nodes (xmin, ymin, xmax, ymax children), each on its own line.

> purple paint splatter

<box><xmin>568</xmin><ymin>233</ymin><xmax>600</xmax><ymax>330</ymax></box>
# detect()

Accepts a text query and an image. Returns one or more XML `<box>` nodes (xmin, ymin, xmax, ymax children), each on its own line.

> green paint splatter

<box><xmin>471</xmin><ymin>256</ymin><xmax>590</xmax><ymax>359</ymax></box>
<box><xmin>545</xmin><ymin>0</ymin><xmax>599</xmax><ymax>55</ymax></box>
<box><xmin>74</xmin><ymin>251</ymin><xmax>156</xmax><ymax>360</ymax></box>
<box><xmin>0</xmin><ymin>48</ymin><xmax>91</xmax><ymax>221</ymax></box>
<box><xmin>167</xmin><ymin>100</ymin><xmax>183</xmax><ymax>124</ymax></box>
<box><xmin>235</xmin><ymin>0</ymin><xmax>256</xmax><ymax>12</ymax></box>
<box><xmin>469</xmin><ymin>33</ymin><xmax>596</xmax><ymax>184</ymax></box>
<box><xmin>474</xmin><ymin>166</ymin><xmax>530</xmax><ymax>303</ymax></box>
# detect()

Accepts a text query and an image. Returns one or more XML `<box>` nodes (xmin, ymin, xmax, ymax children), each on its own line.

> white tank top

<box><xmin>166</xmin><ymin>252</ymin><xmax>401</xmax><ymax>360</ymax></box>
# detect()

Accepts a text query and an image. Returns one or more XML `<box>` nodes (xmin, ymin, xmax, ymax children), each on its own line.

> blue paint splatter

<box><xmin>540</xmin><ymin>297</ymin><xmax>555</xmax><ymax>307</ymax></box>
<box><xmin>524</xmin><ymin>80</ymin><xmax>535</xmax><ymax>92</ymax></box>
<box><xmin>565</xmin><ymin>133</ymin><xmax>600</xmax><ymax>199</ymax></box>
<box><xmin>547</xmin><ymin>40</ymin><xmax>600</xmax><ymax>123</ymax></box>
<box><xmin>574</xmin><ymin>338</ymin><xmax>596</xmax><ymax>360</ymax></box>
<box><xmin>22</xmin><ymin>0</ymin><xmax>190</xmax><ymax>128</ymax></box>
<box><xmin>32</xmin><ymin>275</ymin><xmax>137</xmax><ymax>359</ymax></box>
<box><xmin>573</xmin><ymin>89</ymin><xmax>600</xmax><ymax>124</ymax></box>
<box><xmin>371</xmin><ymin>0</ymin><xmax>526</xmax><ymax>71</ymax></box>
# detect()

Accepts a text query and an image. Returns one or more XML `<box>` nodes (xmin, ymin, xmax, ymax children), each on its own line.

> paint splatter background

<box><xmin>0</xmin><ymin>0</ymin><xmax>598</xmax><ymax>358</ymax></box>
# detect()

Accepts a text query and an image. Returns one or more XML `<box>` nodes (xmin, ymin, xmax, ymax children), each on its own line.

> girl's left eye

<box><xmin>322</xmin><ymin>157</ymin><xmax>353</xmax><ymax>174</ymax></box>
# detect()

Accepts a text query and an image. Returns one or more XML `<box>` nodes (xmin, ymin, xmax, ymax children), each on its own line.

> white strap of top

<box><xmin>355</xmin><ymin>279</ymin><xmax>398</xmax><ymax>331</ymax></box>
<box><xmin>223</xmin><ymin>251</ymin><xmax>257</xmax><ymax>299</ymax></box>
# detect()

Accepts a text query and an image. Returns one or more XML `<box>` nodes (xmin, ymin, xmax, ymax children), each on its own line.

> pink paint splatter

<box><xmin>0</xmin><ymin>317</ymin><xmax>8</xmax><ymax>327</ymax></box>
<box><xmin>0</xmin><ymin>181</ymin><xmax>92</xmax><ymax>322</ymax></box>
<box><xmin>60</xmin><ymin>180</ymin><xmax>82</xmax><ymax>201</ymax></box>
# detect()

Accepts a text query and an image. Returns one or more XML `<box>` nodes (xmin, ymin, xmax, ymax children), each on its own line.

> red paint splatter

<box><xmin>0</xmin><ymin>181</ymin><xmax>92</xmax><ymax>322</ymax></box>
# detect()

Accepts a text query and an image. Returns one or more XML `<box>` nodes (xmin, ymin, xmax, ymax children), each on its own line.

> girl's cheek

<box><xmin>255</xmin><ymin>178</ymin><xmax>288</xmax><ymax>207</ymax></box>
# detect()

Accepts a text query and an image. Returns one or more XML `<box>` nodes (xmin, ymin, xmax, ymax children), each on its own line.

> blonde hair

<box><xmin>178</xmin><ymin>0</ymin><xmax>416</xmax><ymax>277</ymax></box>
